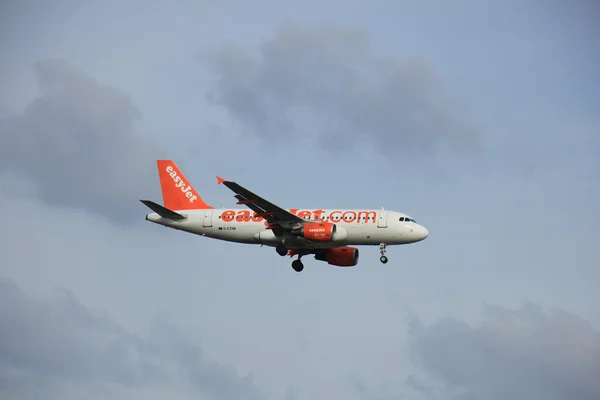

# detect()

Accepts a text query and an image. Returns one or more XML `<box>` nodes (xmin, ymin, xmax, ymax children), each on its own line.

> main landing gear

<box><xmin>276</xmin><ymin>243</ymin><xmax>288</xmax><ymax>256</ymax></box>
<box><xmin>275</xmin><ymin>242</ymin><xmax>304</xmax><ymax>272</ymax></box>
<box><xmin>379</xmin><ymin>243</ymin><xmax>388</xmax><ymax>264</ymax></box>
<box><xmin>291</xmin><ymin>259</ymin><xmax>304</xmax><ymax>272</ymax></box>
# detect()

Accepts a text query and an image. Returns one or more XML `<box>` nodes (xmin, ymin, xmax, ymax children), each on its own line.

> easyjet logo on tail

<box><xmin>166</xmin><ymin>165</ymin><xmax>198</xmax><ymax>203</ymax></box>
<box><xmin>156</xmin><ymin>160</ymin><xmax>213</xmax><ymax>210</ymax></box>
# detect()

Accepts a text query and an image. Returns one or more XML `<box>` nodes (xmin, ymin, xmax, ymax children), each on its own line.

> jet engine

<box><xmin>291</xmin><ymin>222</ymin><xmax>347</xmax><ymax>242</ymax></box>
<box><xmin>315</xmin><ymin>246</ymin><xmax>359</xmax><ymax>267</ymax></box>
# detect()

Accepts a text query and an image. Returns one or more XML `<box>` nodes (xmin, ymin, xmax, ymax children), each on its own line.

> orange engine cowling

<box><xmin>294</xmin><ymin>222</ymin><xmax>336</xmax><ymax>242</ymax></box>
<box><xmin>315</xmin><ymin>246</ymin><xmax>359</xmax><ymax>267</ymax></box>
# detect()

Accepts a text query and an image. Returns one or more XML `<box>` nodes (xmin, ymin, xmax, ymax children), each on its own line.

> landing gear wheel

<box><xmin>276</xmin><ymin>243</ymin><xmax>288</xmax><ymax>256</ymax></box>
<box><xmin>292</xmin><ymin>259</ymin><xmax>304</xmax><ymax>272</ymax></box>
<box><xmin>379</xmin><ymin>242</ymin><xmax>388</xmax><ymax>263</ymax></box>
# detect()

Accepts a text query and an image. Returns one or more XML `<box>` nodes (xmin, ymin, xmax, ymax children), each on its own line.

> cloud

<box><xmin>204</xmin><ymin>21</ymin><xmax>476</xmax><ymax>156</ymax></box>
<box><xmin>0</xmin><ymin>58</ymin><xmax>160</xmax><ymax>223</ymax></box>
<box><xmin>406</xmin><ymin>303</ymin><xmax>600</xmax><ymax>400</ymax></box>
<box><xmin>0</xmin><ymin>277</ymin><xmax>265</xmax><ymax>400</ymax></box>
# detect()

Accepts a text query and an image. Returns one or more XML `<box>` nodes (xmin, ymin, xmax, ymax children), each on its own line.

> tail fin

<box><xmin>156</xmin><ymin>160</ymin><xmax>213</xmax><ymax>210</ymax></box>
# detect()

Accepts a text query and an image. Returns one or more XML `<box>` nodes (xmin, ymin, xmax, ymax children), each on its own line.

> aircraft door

<box><xmin>203</xmin><ymin>210</ymin><xmax>213</xmax><ymax>227</ymax></box>
<box><xmin>377</xmin><ymin>211</ymin><xmax>388</xmax><ymax>228</ymax></box>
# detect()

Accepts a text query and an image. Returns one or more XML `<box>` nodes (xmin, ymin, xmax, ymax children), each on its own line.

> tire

<box><xmin>276</xmin><ymin>243</ymin><xmax>288</xmax><ymax>256</ymax></box>
<box><xmin>292</xmin><ymin>260</ymin><xmax>304</xmax><ymax>272</ymax></box>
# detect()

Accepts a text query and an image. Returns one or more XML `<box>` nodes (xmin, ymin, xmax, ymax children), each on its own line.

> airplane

<box><xmin>140</xmin><ymin>160</ymin><xmax>429</xmax><ymax>272</ymax></box>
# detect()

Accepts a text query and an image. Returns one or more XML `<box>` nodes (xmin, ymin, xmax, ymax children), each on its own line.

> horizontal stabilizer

<box><xmin>139</xmin><ymin>200</ymin><xmax>186</xmax><ymax>221</ymax></box>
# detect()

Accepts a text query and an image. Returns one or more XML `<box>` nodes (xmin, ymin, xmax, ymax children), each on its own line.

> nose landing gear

<box><xmin>379</xmin><ymin>243</ymin><xmax>388</xmax><ymax>264</ymax></box>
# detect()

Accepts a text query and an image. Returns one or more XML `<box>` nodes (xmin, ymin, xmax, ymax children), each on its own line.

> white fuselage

<box><xmin>145</xmin><ymin>208</ymin><xmax>429</xmax><ymax>248</ymax></box>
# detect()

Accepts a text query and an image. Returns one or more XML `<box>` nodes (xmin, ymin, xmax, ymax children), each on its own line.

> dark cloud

<box><xmin>0</xmin><ymin>59</ymin><xmax>159</xmax><ymax>223</ymax></box>
<box><xmin>406</xmin><ymin>303</ymin><xmax>600</xmax><ymax>400</ymax></box>
<box><xmin>204</xmin><ymin>21</ymin><xmax>475</xmax><ymax>156</ymax></box>
<box><xmin>0</xmin><ymin>277</ymin><xmax>265</xmax><ymax>400</ymax></box>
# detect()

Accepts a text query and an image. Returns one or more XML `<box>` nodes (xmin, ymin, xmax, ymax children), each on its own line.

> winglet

<box><xmin>216</xmin><ymin>176</ymin><xmax>226</xmax><ymax>185</ymax></box>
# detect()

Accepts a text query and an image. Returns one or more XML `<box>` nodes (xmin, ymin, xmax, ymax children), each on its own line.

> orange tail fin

<box><xmin>156</xmin><ymin>160</ymin><xmax>213</xmax><ymax>210</ymax></box>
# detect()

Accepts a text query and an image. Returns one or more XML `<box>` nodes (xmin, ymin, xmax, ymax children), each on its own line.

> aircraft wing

<box><xmin>217</xmin><ymin>176</ymin><xmax>303</xmax><ymax>234</ymax></box>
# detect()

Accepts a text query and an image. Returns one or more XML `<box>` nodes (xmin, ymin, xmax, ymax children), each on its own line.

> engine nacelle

<box><xmin>292</xmin><ymin>222</ymin><xmax>347</xmax><ymax>242</ymax></box>
<box><xmin>315</xmin><ymin>246</ymin><xmax>359</xmax><ymax>267</ymax></box>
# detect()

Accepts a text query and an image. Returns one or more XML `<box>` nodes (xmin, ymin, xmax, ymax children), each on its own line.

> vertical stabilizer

<box><xmin>156</xmin><ymin>160</ymin><xmax>213</xmax><ymax>210</ymax></box>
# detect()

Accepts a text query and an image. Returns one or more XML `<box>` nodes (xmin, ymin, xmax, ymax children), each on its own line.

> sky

<box><xmin>1</xmin><ymin>0</ymin><xmax>599</xmax><ymax>399</ymax></box>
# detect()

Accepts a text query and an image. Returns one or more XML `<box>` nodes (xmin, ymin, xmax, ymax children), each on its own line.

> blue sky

<box><xmin>1</xmin><ymin>1</ymin><xmax>599</xmax><ymax>399</ymax></box>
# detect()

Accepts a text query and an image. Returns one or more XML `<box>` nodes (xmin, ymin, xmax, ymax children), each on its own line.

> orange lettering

<box><xmin>251</xmin><ymin>212</ymin><xmax>264</xmax><ymax>222</ymax></box>
<box><xmin>329</xmin><ymin>211</ymin><xmax>342</xmax><ymax>222</ymax></box>
<box><xmin>222</xmin><ymin>210</ymin><xmax>235</xmax><ymax>222</ymax></box>
<box><xmin>223</xmin><ymin>208</ymin><xmax>377</xmax><ymax>225</ymax></box>
<box><xmin>342</xmin><ymin>211</ymin><xmax>357</xmax><ymax>222</ymax></box>
<box><xmin>236</xmin><ymin>210</ymin><xmax>251</xmax><ymax>222</ymax></box>
<box><xmin>298</xmin><ymin>210</ymin><xmax>312</xmax><ymax>219</ymax></box>
<box><xmin>313</xmin><ymin>209</ymin><xmax>325</xmax><ymax>220</ymax></box>
<box><xmin>357</xmin><ymin>211</ymin><xmax>376</xmax><ymax>223</ymax></box>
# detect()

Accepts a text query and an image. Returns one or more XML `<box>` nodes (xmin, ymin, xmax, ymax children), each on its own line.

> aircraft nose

<box><xmin>416</xmin><ymin>225</ymin><xmax>429</xmax><ymax>241</ymax></box>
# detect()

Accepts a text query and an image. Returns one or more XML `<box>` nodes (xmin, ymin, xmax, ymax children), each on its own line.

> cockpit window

<box><xmin>399</xmin><ymin>217</ymin><xmax>405</xmax><ymax>221</ymax></box>
<box><xmin>400</xmin><ymin>217</ymin><xmax>417</xmax><ymax>223</ymax></box>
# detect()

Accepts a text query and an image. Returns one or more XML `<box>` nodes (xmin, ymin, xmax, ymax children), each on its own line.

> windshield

<box><xmin>399</xmin><ymin>217</ymin><xmax>417</xmax><ymax>223</ymax></box>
